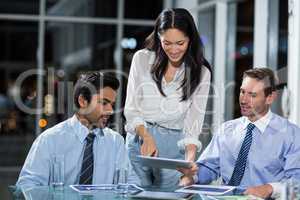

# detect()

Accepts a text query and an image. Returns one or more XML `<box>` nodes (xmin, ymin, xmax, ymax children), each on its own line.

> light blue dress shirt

<box><xmin>197</xmin><ymin>111</ymin><xmax>300</xmax><ymax>188</ymax></box>
<box><xmin>16</xmin><ymin>115</ymin><xmax>132</xmax><ymax>188</ymax></box>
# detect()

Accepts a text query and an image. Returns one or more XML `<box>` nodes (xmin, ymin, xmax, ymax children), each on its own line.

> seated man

<box><xmin>16</xmin><ymin>72</ymin><xmax>130</xmax><ymax>188</ymax></box>
<box><xmin>180</xmin><ymin>68</ymin><xmax>300</xmax><ymax>198</ymax></box>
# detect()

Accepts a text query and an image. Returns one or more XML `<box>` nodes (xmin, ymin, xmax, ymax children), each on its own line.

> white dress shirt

<box><xmin>124</xmin><ymin>49</ymin><xmax>211</xmax><ymax>150</ymax></box>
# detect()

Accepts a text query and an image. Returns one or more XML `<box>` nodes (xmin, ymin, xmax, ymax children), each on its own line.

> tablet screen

<box><xmin>176</xmin><ymin>185</ymin><xmax>236</xmax><ymax>195</ymax></box>
<box><xmin>137</xmin><ymin>155</ymin><xmax>192</xmax><ymax>169</ymax></box>
<box><xmin>131</xmin><ymin>191</ymin><xmax>194</xmax><ymax>200</ymax></box>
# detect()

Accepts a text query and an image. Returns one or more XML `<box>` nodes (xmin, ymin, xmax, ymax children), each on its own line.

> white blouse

<box><xmin>124</xmin><ymin>49</ymin><xmax>211</xmax><ymax>150</ymax></box>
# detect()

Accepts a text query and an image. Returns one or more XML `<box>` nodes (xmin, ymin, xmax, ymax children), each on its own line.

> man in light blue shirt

<box><xmin>16</xmin><ymin>72</ymin><xmax>133</xmax><ymax>188</ymax></box>
<box><xmin>180</xmin><ymin>68</ymin><xmax>300</xmax><ymax>198</ymax></box>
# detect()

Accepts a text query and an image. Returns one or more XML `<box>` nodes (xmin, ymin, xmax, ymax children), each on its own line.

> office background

<box><xmin>0</xmin><ymin>0</ymin><xmax>298</xmax><ymax>198</ymax></box>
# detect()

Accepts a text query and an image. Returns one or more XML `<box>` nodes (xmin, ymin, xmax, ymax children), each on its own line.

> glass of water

<box><xmin>50</xmin><ymin>155</ymin><xmax>64</xmax><ymax>190</ymax></box>
<box><xmin>113</xmin><ymin>168</ymin><xmax>129</xmax><ymax>196</ymax></box>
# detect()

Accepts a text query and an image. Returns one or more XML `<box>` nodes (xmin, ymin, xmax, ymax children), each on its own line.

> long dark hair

<box><xmin>145</xmin><ymin>8</ymin><xmax>211</xmax><ymax>101</ymax></box>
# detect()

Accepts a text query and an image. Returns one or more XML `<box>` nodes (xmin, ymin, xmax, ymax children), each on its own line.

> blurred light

<box><xmin>8</xmin><ymin>84</ymin><xmax>20</xmax><ymax>99</ymax></box>
<box><xmin>200</xmin><ymin>35</ymin><xmax>208</xmax><ymax>45</ymax></box>
<box><xmin>56</xmin><ymin>69</ymin><xmax>65</xmax><ymax>78</ymax></box>
<box><xmin>240</xmin><ymin>46</ymin><xmax>249</xmax><ymax>55</ymax></box>
<box><xmin>44</xmin><ymin>94</ymin><xmax>54</xmax><ymax>116</ymax></box>
<box><xmin>39</xmin><ymin>118</ymin><xmax>48</xmax><ymax>128</ymax></box>
<box><xmin>121</xmin><ymin>38</ymin><xmax>137</xmax><ymax>49</ymax></box>
<box><xmin>27</xmin><ymin>91</ymin><xmax>37</xmax><ymax>100</ymax></box>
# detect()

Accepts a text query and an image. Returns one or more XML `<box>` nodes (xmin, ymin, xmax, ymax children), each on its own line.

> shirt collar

<box><xmin>70</xmin><ymin>115</ymin><xmax>105</xmax><ymax>144</ymax></box>
<box><xmin>162</xmin><ymin>63</ymin><xmax>185</xmax><ymax>84</ymax></box>
<box><xmin>242</xmin><ymin>110</ymin><xmax>273</xmax><ymax>133</ymax></box>
<box><xmin>174</xmin><ymin>63</ymin><xmax>185</xmax><ymax>81</ymax></box>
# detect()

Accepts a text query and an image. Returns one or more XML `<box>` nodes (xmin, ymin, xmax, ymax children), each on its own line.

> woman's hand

<box><xmin>141</xmin><ymin>135</ymin><xmax>158</xmax><ymax>157</ymax></box>
<box><xmin>177</xmin><ymin>163</ymin><xmax>198</xmax><ymax>177</ymax></box>
<box><xmin>177</xmin><ymin>163</ymin><xmax>198</xmax><ymax>186</ymax></box>
<box><xmin>136</xmin><ymin>125</ymin><xmax>158</xmax><ymax>157</ymax></box>
<box><xmin>185</xmin><ymin>144</ymin><xmax>197</xmax><ymax>162</ymax></box>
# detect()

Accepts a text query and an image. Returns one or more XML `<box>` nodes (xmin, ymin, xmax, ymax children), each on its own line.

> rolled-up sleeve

<box><xmin>124</xmin><ymin>51</ymin><xmax>146</xmax><ymax>134</ymax></box>
<box><xmin>178</xmin><ymin>67</ymin><xmax>211</xmax><ymax>151</ymax></box>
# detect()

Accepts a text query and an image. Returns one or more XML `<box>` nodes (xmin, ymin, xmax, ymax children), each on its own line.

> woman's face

<box><xmin>159</xmin><ymin>28</ymin><xmax>190</xmax><ymax>65</ymax></box>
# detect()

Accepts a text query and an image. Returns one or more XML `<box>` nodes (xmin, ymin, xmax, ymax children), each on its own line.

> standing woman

<box><xmin>124</xmin><ymin>8</ymin><xmax>211</xmax><ymax>188</ymax></box>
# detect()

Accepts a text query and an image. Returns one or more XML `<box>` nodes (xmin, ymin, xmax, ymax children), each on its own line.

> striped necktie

<box><xmin>79</xmin><ymin>131</ymin><xmax>96</xmax><ymax>184</ymax></box>
<box><xmin>228</xmin><ymin>123</ymin><xmax>255</xmax><ymax>186</ymax></box>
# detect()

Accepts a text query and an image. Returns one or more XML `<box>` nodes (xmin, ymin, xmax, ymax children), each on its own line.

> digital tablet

<box><xmin>137</xmin><ymin>155</ymin><xmax>192</xmax><ymax>169</ymax></box>
<box><xmin>129</xmin><ymin>191</ymin><xmax>195</xmax><ymax>200</ymax></box>
<box><xmin>176</xmin><ymin>185</ymin><xmax>236</xmax><ymax>196</ymax></box>
<box><xmin>70</xmin><ymin>184</ymin><xmax>143</xmax><ymax>194</ymax></box>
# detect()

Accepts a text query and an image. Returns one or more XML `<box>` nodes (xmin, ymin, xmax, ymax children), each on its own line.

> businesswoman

<box><xmin>124</xmin><ymin>8</ymin><xmax>211</xmax><ymax>188</ymax></box>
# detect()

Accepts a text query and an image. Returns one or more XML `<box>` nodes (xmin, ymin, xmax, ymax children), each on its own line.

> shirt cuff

<box><xmin>269</xmin><ymin>182</ymin><xmax>282</xmax><ymax>199</ymax></box>
<box><xmin>177</xmin><ymin>138</ymin><xmax>202</xmax><ymax>152</ymax></box>
<box><xmin>124</xmin><ymin>117</ymin><xmax>146</xmax><ymax>133</ymax></box>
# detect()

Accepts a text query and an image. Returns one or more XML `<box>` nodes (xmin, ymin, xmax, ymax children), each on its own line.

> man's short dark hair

<box><xmin>74</xmin><ymin>72</ymin><xmax>119</xmax><ymax>109</ymax></box>
<box><xmin>243</xmin><ymin>67</ymin><xmax>278</xmax><ymax>96</ymax></box>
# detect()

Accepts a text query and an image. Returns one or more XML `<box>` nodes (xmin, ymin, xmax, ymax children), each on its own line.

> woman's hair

<box><xmin>144</xmin><ymin>8</ymin><xmax>211</xmax><ymax>101</ymax></box>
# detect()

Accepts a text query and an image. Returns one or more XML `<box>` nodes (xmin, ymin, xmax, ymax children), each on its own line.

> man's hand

<box><xmin>244</xmin><ymin>184</ymin><xmax>273</xmax><ymax>199</ymax></box>
<box><xmin>179</xmin><ymin>175</ymin><xmax>194</xmax><ymax>186</ymax></box>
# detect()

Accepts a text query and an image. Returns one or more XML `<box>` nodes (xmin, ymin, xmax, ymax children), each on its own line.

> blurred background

<box><xmin>0</xmin><ymin>0</ymin><xmax>299</xmax><ymax>198</ymax></box>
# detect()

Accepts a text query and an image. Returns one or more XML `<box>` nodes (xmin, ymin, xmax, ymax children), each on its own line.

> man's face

<box><xmin>81</xmin><ymin>87</ymin><xmax>116</xmax><ymax>128</ymax></box>
<box><xmin>239</xmin><ymin>77</ymin><xmax>274</xmax><ymax>121</ymax></box>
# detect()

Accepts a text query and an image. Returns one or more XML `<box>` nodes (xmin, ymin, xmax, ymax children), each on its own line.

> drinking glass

<box><xmin>113</xmin><ymin>168</ymin><xmax>129</xmax><ymax>196</ymax></box>
<box><xmin>50</xmin><ymin>155</ymin><xmax>65</xmax><ymax>190</ymax></box>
